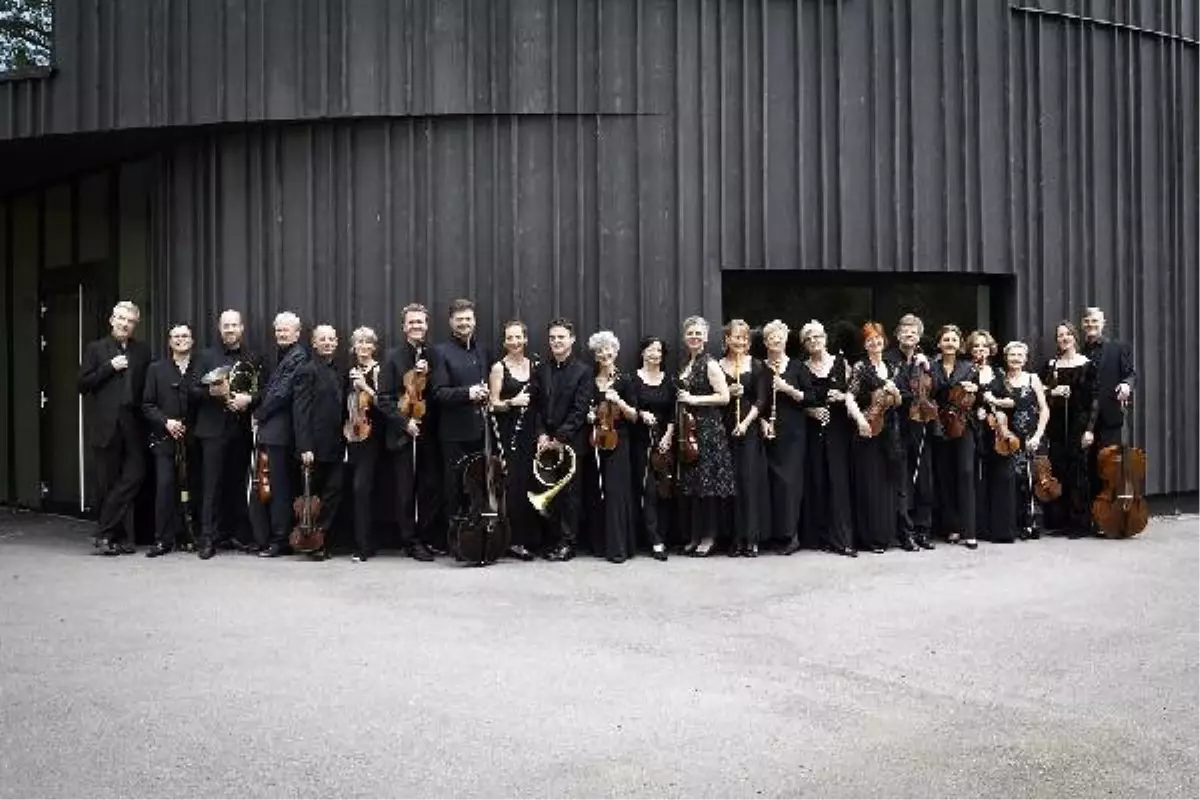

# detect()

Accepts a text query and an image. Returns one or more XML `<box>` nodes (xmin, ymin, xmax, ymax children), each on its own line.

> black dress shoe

<box><xmin>869</xmin><ymin>545</ymin><xmax>886</xmax><ymax>554</ymax></box>
<box><xmin>899</xmin><ymin>537</ymin><xmax>919</xmax><ymax>552</ymax></box>
<box><xmin>198</xmin><ymin>545</ymin><xmax>216</xmax><ymax>560</ymax></box>
<box><xmin>780</xmin><ymin>538</ymin><xmax>801</xmax><ymax>556</ymax></box>
<box><xmin>745</xmin><ymin>544</ymin><xmax>758</xmax><ymax>558</ymax></box>
<box><xmin>547</xmin><ymin>544</ymin><xmax>575</xmax><ymax>562</ymax></box>
<box><xmin>964</xmin><ymin>539</ymin><xmax>979</xmax><ymax>550</ymax></box>
<box><xmin>406</xmin><ymin>542</ymin><xmax>435</xmax><ymax>562</ymax></box>
<box><xmin>651</xmin><ymin>546</ymin><xmax>668</xmax><ymax>562</ymax></box>
<box><xmin>100</xmin><ymin>542</ymin><xmax>122</xmax><ymax>557</ymax></box>
<box><xmin>837</xmin><ymin>546</ymin><xmax>858</xmax><ymax>558</ymax></box>
<box><xmin>427</xmin><ymin>543</ymin><xmax>449</xmax><ymax>557</ymax></box>
<box><xmin>258</xmin><ymin>544</ymin><xmax>283</xmax><ymax>558</ymax></box>
<box><xmin>916</xmin><ymin>536</ymin><xmax>936</xmax><ymax>550</ymax></box>
<box><xmin>681</xmin><ymin>541</ymin><xmax>698</xmax><ymax>556</ymax></box>
<box><xmin>145</xmin><ymin>544</ymin><xmax>171</xmax><ymax>558</ymax></box>
<box><xmin>507</xmin><ymin>545</ymin><xmax>536</xmax><ymax>562</ymax></box>
<box><xmin>118</xmin><ymin>542</ymin><xmax>137</xmax><ymax>555</ymax></box>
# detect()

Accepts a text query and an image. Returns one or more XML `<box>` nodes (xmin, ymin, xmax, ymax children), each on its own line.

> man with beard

<box><xmin>431</xmin><ymin>298</ymin><xmax>492</xmax><ymax>553</ymax></box>
<box><xmin>142</xmin><ymin>323</ymin><xmax>200</xmax><ymax>557</ymax></box>
<box><xmin>293</xmin><ymin>324</ymin><xmax>345</xmax><ymax>561</ymax></box>
<box><xmin>253</xmin><ymin>311</ymin><xmax>309</xmax><ymax>557</ymax></box>
<box><xmin>884</xmin><ymin>313</ymin><xmax>936</xmax><ymax>551</ymax></box>
<box><xmin>376</xmin><ymin>303</ymin><xmax>438</xmax><ymax>562</ymax></box>
<box><xmin>1080</xmin><ymin>306</ymin><xmax>1137</xmax><ymax>511</ymax></box>
<box><xmin>533</xmin><ymin>318</ymin><xmax>592</xmax><ymax>561</ymax></box>
<box><xmin>78</xmin><ymin>301</ymin><xmax>151</xmax><ymax>555</ymax></box>
<box><xmin>190</xmin><ymin>309</ymin><xmax>262</xmax><ymax>558</ymax></box>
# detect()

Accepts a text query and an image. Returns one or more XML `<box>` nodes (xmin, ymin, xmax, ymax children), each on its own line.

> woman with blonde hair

<box><xmin>760</xmin><ymin>319</ymin><xmax>808</xmax><ymax>555</ymax></box>
<box><xmin>718</xmin><ymin>319</ymin><xmax>771</xmax><ymax>557</ymax></box>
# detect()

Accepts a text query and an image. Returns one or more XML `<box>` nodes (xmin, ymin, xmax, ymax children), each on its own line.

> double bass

<box><xmin>1091</xmin><ymin>399</ymin><xmax>1149</xmax><ymax>538</ymax></box>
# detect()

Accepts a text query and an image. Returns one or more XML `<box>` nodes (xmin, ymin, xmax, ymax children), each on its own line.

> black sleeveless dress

<box><xmin>677</xmin><ymin>353</ymin><xmax>735</xmax><ymax>499</ymax></box>
<box><xmin>1007</xmin><ymin>372</ymin><xmax>1043</xmax><ymax>536</ymax></box>
<box><xmin>1040</xmin><ymin>359</ymin><xmax>1098</xmax><ymax>536</ymax></box>
<box><xmin>630</xmin><ymin>372</ymin><xmax>676</xmax><ymax>548</ymax></box>
<box><xmin>493</xmin><ymin>361</ymin><xmax>538</xmax><ymax>550</ymax></box>
<box><xmin>848</xmin><ymin>359</ymin><xmax>902</xmax><ymax>550</ymax></box>
<box><xmin>763</xmin><ymin>358</ymin><xmax>808</xmax><ymax>546</ymax></box>
<box><xmin>800</xmin><ymin>354</ymin><xmax>854</xmax><ymax>552</ymax></box>
<box><xmin>721</xmin><ymin>357</ymin><xmax>771</xmax><ymax>549</ymax></box>
<box><xmin>583</xmin><ymin>374</ymin><xmax>638</xmax><ymax>562</ymax></box>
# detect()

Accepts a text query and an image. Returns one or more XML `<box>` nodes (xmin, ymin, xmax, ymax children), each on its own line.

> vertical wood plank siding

<box><xmin>0</xmin><ymin>0</ymin><xmax>1196</xmax><ymax>494</ymax></box>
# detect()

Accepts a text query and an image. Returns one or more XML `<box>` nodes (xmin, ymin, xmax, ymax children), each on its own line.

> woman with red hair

<box><xmin>847</xmin><ymin>322</ymin><xmax>909</xmax><ymax>553</ymax></box>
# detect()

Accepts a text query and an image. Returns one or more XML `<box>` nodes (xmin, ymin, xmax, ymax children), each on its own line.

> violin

<box><xmin>399</xmin><ymin>365</ymin><xmax>427</xmax><ymax>421</ymax></box>
<box><xmin>591</xmin><ymin>381</ymin><xmax>620</xmax><ymax>451</ymax></box>
<box><xmin>1032</xmin><ymin>453</ymin><xmax>1062</xmax><ymax>503</ymax></box>
<box><xmin>288</xmin><ymin>465</ymin><xmax>325</xmax><ymax>553</ymax></box>
<box><xmin>344</xmin><ymin>364</ymin><xmax>376</xmax><ymax>441</ymax></box>
<box><xmin>939</xmin><ymin>366</ymin><xmax>977</xmax><ymax>439</ymax></box>
<box><xmin>864</xmin><ymin>373</ymin><xmax>899</xmax><ymax>437</ymax></box>
<box><xmin>987</xmin><ymin>409</ymin><xmax>1022</xmax><ymax>456</ymax></box>
<box><xmin>675</xmin><ymin>377</ymin><xmax>700</xmax><ymax>465</ymax></box>
<box><xmin>909</xmin><ymin>366</ymin><xmax>938</xmax><ymax>424</ymax></box>
<box><xmin>1091</xmin><ymin>400</ymin><xmax>1149</xmax><ymax>538</ymax></box>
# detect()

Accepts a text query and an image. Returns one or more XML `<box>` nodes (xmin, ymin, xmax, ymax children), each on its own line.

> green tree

<box><xmin>1</xmin><ymin>0</ymin><xmax>53</xmax><ymax>71</ymax></box>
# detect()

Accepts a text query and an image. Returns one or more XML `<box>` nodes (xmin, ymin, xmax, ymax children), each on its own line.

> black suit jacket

<box><xmin>294</xmin><ymin>356</ymin><xmax>346</xmax><ymax>462</ymax></box>
<box><xmin>254</xmin><ymin>343</ymin><xmax>309</xmax><ymax>448</ymax></box>
<box><xmin>77</xmin><ymin>336</ymin><xmax>151</xmax><ymax>448</ymax></box>
<box><xmin>431</xmin><ymin>337</ymin><xmax>491</xmax><ymax>443</ymax></box>
<box><xmin>377</xmin><ymin>340</ymin><xmax>433</xmax><ymax>450</ymax></box>
<box><xmin>534</xmin><ymin>355</ymin><xmax>592</xmax><ymax>446</ymax></box>
<box><xmin>1083</xmin><ymin>336</ymin><xmax>1137</xmax><ymax>430</ymax></box>
<box><xmin>189</xmin><ymin>345</ymin><xmax>264</xmax><ymax>439</ymax></box>
<box><xmin>142</xmin><ymin>357</ymin><xmax>198</xmax><ymax>456</ymax></box>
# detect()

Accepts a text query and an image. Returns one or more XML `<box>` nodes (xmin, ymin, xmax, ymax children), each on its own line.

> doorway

<box><xmin>40</xmin><ymin>263</ymin><xmax>117</xmax><ymax>515</ymax></box>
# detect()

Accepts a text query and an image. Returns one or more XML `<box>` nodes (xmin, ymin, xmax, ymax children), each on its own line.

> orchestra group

<box><xmin>77</xmin><ymin>299</ymin><xmax>1139</xmax><ymax>564</ymax></box>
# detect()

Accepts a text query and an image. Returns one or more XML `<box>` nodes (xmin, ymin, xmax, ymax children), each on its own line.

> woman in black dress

<box><xmin>996</xmin><ymin>340</ymin><xmax>1050</xmax><ymax>540</ymax></box>
<box><xmin>969</xmin><ymin>330</ymin><xmax>1014</xmax><ymax>544</ymax></box>
<box><xmin>798</xmin><ymin>320</ymin><xmax>857</xmax><ymax>557</ymax></box>
<box><xmin>488</xmin><ymin>320</ymin><xmax>538</xmax><ymax>561</ymax></box>
<box><xmin>345</xmin><ymin>327</ymin><xmax>384</xmax><ymax>563</ymax></box>
<box><xmin>1040</xmin><ymin>321</ymin><xmax>1099</xmax><ymax>538</ymax></box>
<box><xmin>930</xmin><ymin>324</ymin><xmax>979</xmax><ymax>549</ymax></box>
<box><xmin>676</xmin><ymin>315</ymin><xmax>736</xmax><ymax>557</ymax></box>
<box><xmin>847</xmin><ymin>322</ymin><xmax>904</xmax><ymax>554</ymax></box>
<box><xmin>719</xmin><ymin>319</ymin><xmax>771</xmax><ymax>557</ymax></box>
<box><xmin>582</xmin><ymin>330</ymin><xmax>639</xmax><ymax>563</ymax></box>
<box><xmin>760</xmin><ymin>319</ymin><xmax>807</xmax><ymax>555</ymax></box>
<box><xmin>630</xmin><ymin>336</ymin><xmax>674</xmax><ymax>560</ymax></box>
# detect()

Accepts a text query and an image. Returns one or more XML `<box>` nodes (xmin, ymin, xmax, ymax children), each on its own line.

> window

<box><xmin>1</xmin><ymin>0</ymin><xmax>52</xmax><ymax>73</ymax></box>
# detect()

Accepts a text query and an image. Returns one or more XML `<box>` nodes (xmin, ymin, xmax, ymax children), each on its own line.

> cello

<box><xmin>1091</xmin><ymin>399</ymin><xmax>1149</xmax><ymax>538</ymax></box>
<box><xmin>449</xmin><ymin>388</ymin><xmax>510</xmax><ymax>566</ymax></box>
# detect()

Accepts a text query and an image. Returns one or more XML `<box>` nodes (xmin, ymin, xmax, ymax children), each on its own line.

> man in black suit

<box><xmin>431</xmin><ymin>298</ymin><xmax>491</xmax><ymax>552</ymax></box>
<box><xmin>141</xmin><ymin>323</ymin><xmax>199</xmax><ymax>557</ymax></box>
<box><xmin>293</xmin><ymin>324</ymin><xmax>345</xmax><ymax>560</ymax></box>
<box><xmin>77</xmin><ymin>301</ymin><xmax>151</xmax><ymax>555</ymax></box>
<box><xmin>189</xmin><ymin>309</ymin><xmax>263</xmax><ymax>559</ymax></box>
<box><xmin>376</xmin><ymin>303</ymin><xmax>438</xmax><ymax>561</ymax></box>
<box><xmin>253</xmin><ymin>311</ymin><xmax>309</xmax><ymax>557</ymax></box>
<box><xmin>1081</xmin><ymin>306</ymin><xmax>1137</xmax><ymax>502</ymax></box>
<box><xmin>533</xmin><ymin>318</ymin><xmax>592</xmax><ymax>561</ymax></box>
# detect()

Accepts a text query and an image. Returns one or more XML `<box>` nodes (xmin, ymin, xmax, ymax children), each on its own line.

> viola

<box><xmin>1032</xmin><ymin>453</ymin><xmax>1062</xmax><ymax>503</ymax></box>
<box><xmin>909</xmin><ymin>367</ymin><xmax>938</xmax><ymax>424</ymax></box>
<box><xmin>1091</xmin><ymin>400</ymin><xmax>1149</xmax><ymax>537</ymax></box>
<box><xmin>289</xmin><ymin>465</ymin><xmax>325</xmax><ymax>553</ymax></box>
<box><xmin>940</xmin><ymin>382</ymin><xmax>976</xmax><ymax>439</ymax></box>
<box><xmin>646</xmin><ymin>424</ymin><xmax>675</xmax><ymax>500</ymax></box>
<box><xmin>674</xmin><ymin>378</ymin><xmax>700</xmax><ymax>465</ymax></box>
<box><xmin>987</xmin><ymin>409</ymin><xmax>1022</xmax><ymax>456</ymax></box>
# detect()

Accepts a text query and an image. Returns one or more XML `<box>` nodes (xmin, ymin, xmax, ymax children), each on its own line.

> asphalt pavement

<box><xmin>1</xmin><ymin>510</ymin><xmax>1196</xmax><ymax>798</ymax></box>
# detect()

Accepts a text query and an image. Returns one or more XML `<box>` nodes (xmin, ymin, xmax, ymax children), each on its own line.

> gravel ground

<box><xmin>1</xmin><ymin>510</ymin><xmax>1196</xmax><ymax>798</ymax></box>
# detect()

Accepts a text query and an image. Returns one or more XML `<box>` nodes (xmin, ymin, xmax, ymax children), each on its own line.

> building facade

<box><xmin>0</xmin><ymin>0</ymin><xmax>1196</xmax><ymax>512</ymax></box>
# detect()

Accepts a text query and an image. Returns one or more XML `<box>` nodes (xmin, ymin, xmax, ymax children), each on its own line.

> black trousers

<box><xmin>94</xmin><ymin>411</ymin><xmax>146</xmax><ymax>544</ymax></box>
<box><xmin>440</xmin><ymin>437</ymin><xmax>484</xmax><ymax>548</ymax></box>
<box><xmin>199</xmin><ymin>432</ymin><xmax>253</xmax><ymax>547</ymax></box>
<box><xmin>263</xmin><ymin>445</ymin><xmax>295</xmax><ymax>547</ymax></box>
<box><xmin>306</xmin><ymin>460</ymin><xmax>345</xmax><ymax>541</ymax></box>
<box><xmin>394</xmin><ymin>436</ymin><xmax>443</xmax><ymax>549</ymax></box>
<box><xmin>153</xmin><ymin>446</ymin><xmax>198</xmax><ymax>548</ymax></box>
<box><xmin>898</xmin><ymin>421</ymin><xmax>935</xmax><ymax>539</ymax></box>
<box><xmin>348</xmin><ymin>436</ymin><xmax>383</xmax><ymax>555</ymax></box>
<box><xmin>539</xmin><ymin>467</ymin><xmax>581</xmax><ymax>549</ymax></box>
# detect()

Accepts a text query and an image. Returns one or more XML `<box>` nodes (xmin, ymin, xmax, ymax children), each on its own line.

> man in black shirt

<box><xmin>190</xmin><ymin>309</ymin><xmax>263</xmax><ymax>558</ymax></box>
<box><xmin>431</xmin><ymin>298</ymin><xmax>491</xmax><ymax>551</ymax></box>
<box><xmin>1080</xmin><ymin>306</ymin><xmax>1137</xmax><ymax>504</ymax></box>
<box><xmin>254</xmin><ymin>311</ymin><xmax>309</xmax><ymax>557</ymax></box>
<box><xmin>533</xmin><ymin>318</ymin><xmax>592</xmax><ymax>561</ymax></box>
<box><xmin>142</xmin><ymin>323</ymin><xmax>199</xmax><ymax>557</ymax></box>
<box><xmin>376</xmin><ymin>303</ymin><xmax>439</xmax><ymax>561</ymax></box>
<box><xmin>78</xmin><ymin>300</ymin><xmax>151</xmax><ymax>555</ymax></box>
<box><xmin>293</xmin><ymin>324</ymin><xmax>345</xmax><ymax>560</ymax></box>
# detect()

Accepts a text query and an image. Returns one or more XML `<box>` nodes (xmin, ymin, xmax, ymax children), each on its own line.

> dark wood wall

<box><xmin>1</xmin><ymin>0</ymin><xmax>1197</xmax><ymax>499</ymax></box>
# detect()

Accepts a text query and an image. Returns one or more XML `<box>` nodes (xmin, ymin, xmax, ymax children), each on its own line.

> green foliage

<box><xmin>1</xmin><ymin>0</ymin><xmax>53</xmax><ymax>71</ymax></box>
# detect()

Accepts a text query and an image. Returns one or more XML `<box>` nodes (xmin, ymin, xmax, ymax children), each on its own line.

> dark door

<box><xmin>40</xmin><ymin>264</ymin><xmax>117</xmax><ymax>515</ymax></box>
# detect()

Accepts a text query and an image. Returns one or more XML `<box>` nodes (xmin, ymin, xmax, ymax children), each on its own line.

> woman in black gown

<box><xmin>930</xmin><ymin>324</ymin><xmax>980</xmax><ymax>549</ymax></box>
<box><xmin>847</xmin><ymin>322</ymin><xmax>904</xmax><ymax>554</ymax></box>
<box><xmin>760</xmin><ymin>319</ymin><xmax>807</xmax><ymax>555</ymax></box>
<box><xmin>582</xmin><ymin>330</ymin><xmax>639</xmax><ymax>563</ymax></box>
<box><xmin>995</xmin><ymin>340</ymin><xmax>1050</xmax><ymax>540</ymax></box>
<box><xmin>345</xmin><ymin>327</ymin><xmax>384</xmax><ymax>562</ymax></box>
<box><xmin>719</xmin><ymin>319</ymin><xmax>771</xmax><ymax>557</ymax></box>
<box><xmin>488</xmin><ymin>320</ymin><xmax>539</xmax><ymax>560</ymax></box>
<box><xmin>630</xmin><ymin>336</ymin><xmax>674</xmax><ymax>560</ymax></box>
<box><xmin>1040</xmin><ymin>321</ymin><xmax>1099</xmax><ymax>538</ymax></box>
<box><xmin>798</xmin><ymin>320</ymin><xmax>857</xmax><ymax>557</ymax></box>
<box><xmin>969</xmin><ymin>330</ymin><xmax>1014</xmax><ymax>544</ymax></box>
<box><xmin>676</xmin><ymin>316</ymin><xmax>736</xmax><ymax>557</ymax></box>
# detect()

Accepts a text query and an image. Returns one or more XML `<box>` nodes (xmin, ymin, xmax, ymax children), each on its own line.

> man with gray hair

<box><xmin>253</xmin><ymin>311</ymin><xmax>309</xmax><ymax>557</ymax></box>
<box><xmin>78</xmin><ymin>300</ymin><xmax>151</xmax><ymax>555</ymax></box>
